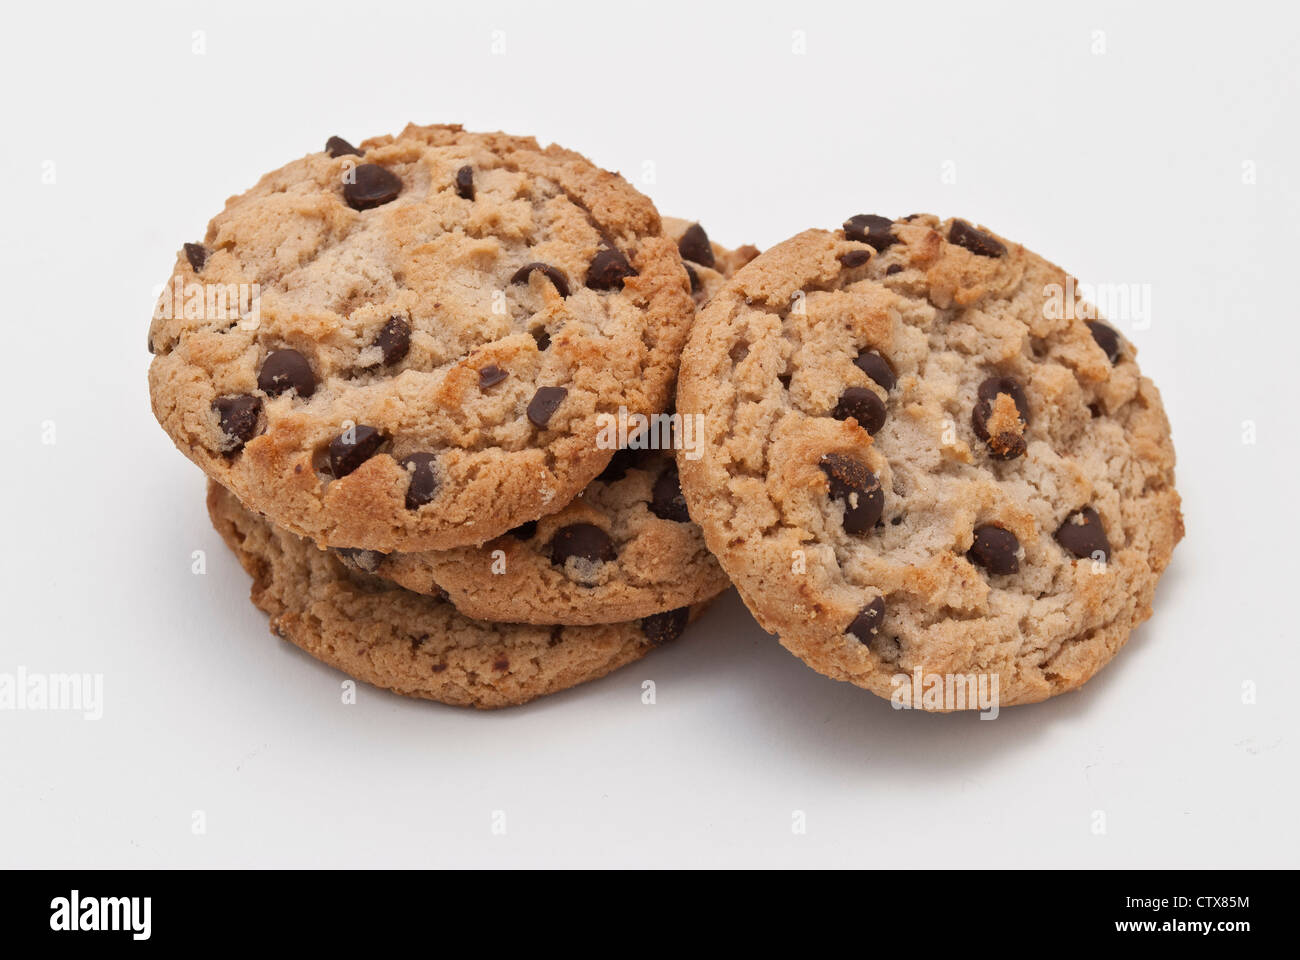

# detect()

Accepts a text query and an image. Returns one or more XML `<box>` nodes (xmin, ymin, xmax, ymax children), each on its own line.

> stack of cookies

<box><xmin>148</xmin><ymin>123</ymin><xmax>1182</xmax><ymax>712</ymax></box>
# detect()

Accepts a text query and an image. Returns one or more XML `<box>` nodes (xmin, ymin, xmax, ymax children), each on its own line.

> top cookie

<box><xmin>149</xmin><ymin>124</ymin><xmax>695</xmax><ymax>552</ymax></box>
<box><xmin>677</xmin><ymin>215</ymin><xmax>1183</xmax><ymax>708</ymax></box>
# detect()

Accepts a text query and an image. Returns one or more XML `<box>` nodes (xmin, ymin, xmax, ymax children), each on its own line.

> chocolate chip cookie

<box><xmin>334</xmin><ymin>448</ymin><xmax>730</xmax><ymax>625</ymax></box>
<box><xmin>151</xmin><ymin>124</ymin><xmax>695</xmax><ymax>553</ymax></box>
<box><xmin>207</xmin><ymin>483</ymin><xmax>705</xmax><ymax>709</ymax></box>
<box><xmin>677</xmin><ymin>215</ymin><xmax>1183</xmax><ymax>708</ymax></box>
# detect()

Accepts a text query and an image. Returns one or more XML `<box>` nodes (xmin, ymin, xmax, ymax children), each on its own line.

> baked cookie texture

<box><xmin>331</xmin><ymin>221</ymin><xmax>756</xmax><ymax>625</ymax></box>
<box><xmin>336</xmin><ymin>448</ymin><xmax>730</xmax><ymax>625</ymax></box>
<box><xmin>677</xmin><ymin>215</ymin><xmax>1183</xmax><ymax>708</ymax></box>
<box><xmin>151</xmin><ymin>124</ymin><xmax>695</xmax><ymax>553</ymax></box>
<box><xmin>207</xmin><ymin>483</ymin><xmax>704</xmax><ymax>709</ymax></box>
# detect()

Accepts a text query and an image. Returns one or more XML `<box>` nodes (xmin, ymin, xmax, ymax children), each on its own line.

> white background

<box><xmin>1</xmin><ymin>0</ymin><xmax>1296</xmax><ymax>868</ymax></box>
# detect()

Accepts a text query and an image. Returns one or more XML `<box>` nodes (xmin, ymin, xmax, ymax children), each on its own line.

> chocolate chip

<box><xmin>258</xmin><ymin>349</ymin><xmax>316</xmax><ymax>398</ymax></box>
<box><xmin>212</xmin><ymin>394</ymin><xmax>262</xmax><ymax>452</ymax></box>
<box><xmin>1055</xmin><ymin>507</ymin><xmax>1111</xmax><ymax>562</ymax></box>
<box><xmin>677</xmin><ymin>223</ymin><xmax>715</xmax><ymax>268</ymax></box>
<box><xmin>843</xmin><ymin>214</ymin><xmax>897</xmax><ymax>251</ymax></box>
<box><xmin>328</xmin><ymin>425</ymin><xmax>386</xmax><ymax>478</ymax></box>
<box><xmin>400</xmin><ymin>452</ymin><xmax>439</xmax><ymax>509</ymax></box>
<box><xmin>478</xmin><ymin>364</ymin><xmax>507</xmax><ymax>388</ymax></box>
<box><xmin>685</xmin><ymin>262</ymin><xmax>701</xmax><ymax>294</ymax></box>
<box><xmin>184</xmin><ymin>243</ymin><xmax>207</xmax><ymax>273</ymax></box>
<box><xmin>969</xmin><ymin>525</ymin><xmax>1020</xmax><ymax>575</ymax></box>
<box><xmin>819</xmin><ymin>453</ymin><xmax>884</xmax><ymax>534</ymax></box>
<box><xmin>343</xmin><ymin>163</ymin><xmax>402</xmax><ymax>210</ymax></box>
<box><xmin>531</xmin><ymin>328</ymin><xmax>551</xmax><ymax>351</ymax></box>
<box><xmin>972</xmin><ymin>375</ymin><xmax>1030</xmax><ymax>460</ymax></box>
<box><xmin>510</xmin><ymin>262</ymin><xmax>569</xmax><ymax>298</ymax></box>
<box><xmin>586</xmin><ymin>246</ymin><xmax>636</xmax><ymax>290</ymax></box>
<box><xmin>832</xmin><ymin>387</ymin><xmax>887</xmax><ymax>435</ymax></box>
<box><xmin>885</xmin><ymin>264</ymin><xmax>902</xmax><ymax>276</ymax></box>
<box><xmin>455</xmin><ymin>164</ymin><xmax>474</xmax><ymax>200</ymax></box>
<box><xmin>641</xmin><ymin>607</ymin><xmax>689</xmax><ymax>646</ymax></box>
<box><xmin>948</xmin><ymin>219</ymin><xmax>1007</xmax><ymax>258</ymax></box>
<box><xmin>507</xmin><ymin>520</ymin><xmax>537</xmax><ymax>541</ymax></box>
<box><xmin>325</xmin><ymin>136</ymin><xmax>362</xmax><ymax>158</ymax></box>
<box><xmin>597</xmin><ymin>447</ymin><xmax>644</xmax><ymax>483</ymax></box>
<box><xmin>854</xmin><ymin>350</ymin><xmax>896</xmax><ymax>391</ymax></box>
<box><xmin>840</xmin><ymin>249</ymin><xmax>872</xmax><ymax>268</ymax></box>
<box><xmin>847</xmin><ymin>597</ymin><xmax>886</xmax><ymax>643</ymax></box>
<box><xmin>373</xmin><ymin>316</ymin><xmax>410</xmax><ymax>366</ymax></box>
<box><xmin>550</xmin><ymin>523</ymin><xmax>616</xmax><ymax>567</ymax></box>
<box><xmin>650</xmin><ymin>464</ymin><xmax>689</xmax><ymax>521</ymax></box>
<box><xmin>527</xmin><ymin>386</ymin><xmax>567</xmax><ymax>428</ymax></box>
<box><xmin>1086</xmin><ymin>321</ymin><xmax>1121</xmax><ymax>364</ymax></box>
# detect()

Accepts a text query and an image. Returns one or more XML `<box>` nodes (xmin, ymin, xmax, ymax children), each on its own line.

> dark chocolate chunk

<box><xmin>819</xmin><ymin>453</ymin><xmax>884</xmax><ymax>534</ymax></box>
<box><xmin>854</xmin><ymin>350</ymin><xmax>896</xmax><ymax>391</ymax></box>
<box><xmin>328</xmin><ymin>425</ymin><xmax>386</xmax><ymax>478</ymax></box>
<box><xmin>549</xmin><ymin>523</ymin><xmax>616</xmax><ymax>567</ymax></box>
<box><xmin>1086</xmin><ymin>321</ymin><xmax>1121</xmax><ymax>364</ymax></box>
<box><xmin>641</xmin><ymin>607</ymin><xmax>690</xmax><ymax>646</ymax></box>
<box><xmin>258</xmin><ymin>349</ymin><xmax>316</xmax><ymax>398</ymax></box>
<box><xmin>847</xmin><ymin>597</ymin><xmax>886</xmax><ymax>643</ymax></box>
<box><xmin>586</xmin><ymin>246</ymin><xmax>637</xmax><ymax>290</ymax></box>
<box><xmin>373</xmin><ymin>316</ymin><xmax>410</xmax><ymax>366</ymax></box>
<box><xmin>184</xmin><ymin>242</ymin><xmax>207</xmax><ymax>273</ymax></box>
<box><xmin>343</xmin><ymin>163</ymin><xmax>402</xmax><ymax>210</ymax></box>
<box><xmin>843</xmin><ymin>214</ymin><xmax>897</xmax><ymax>251</ymax></box>
<box><xmin>685</xmin><ymin>262</ymin><xmax>701</xmax><ymax>294</ymax></box>
<box><xmin>832</xmin><ymin>386</ymin><xmax>887</xmax><ymax>435</ymax></box>
<box><xmin>455</xmin><ymin>164</ymin><xmax>475</xmax><ymax>200</ymax></box>
<box><xmin>1055</xmin><ymin>507</ymin><xmax>1111</xmax><ymax>562</ymax></box>
<box><xmin>840</xmin><ymin>249</ymin><xmax>872</xmax><ymax>268</ymax></box>
<box><xmin>948</xmin><ymin>219</ymin><xmax>1006</xmax><ymax>258</ymax></box>
<box><xmin>968</xmin><ymin>525</ymin><xmax>1020</xmax><ymax>575</ymax></box>
<box><xmin>972</xmin><ymin>375</ymin><xmax>1030</xmax><ymax>460</ymax></box>
<box><xmin>212</xmin><ymin>394</ymin><xmax>262</xmax><ymax>451</ymax></box>
<box><xmin>325</xmin><ymin>136</ymin><xmax>362</xmax><ymax>158</ymax></box>
<box><xmin>510</xmin><ymin>262</ymin><xmax>569</xmax><ymax>298</ymax></box>
<box><xmin>527</xmin><ymin>386</ymin><xmax>567</xmax><ymax>428</ymax></box>
<box><xmin>650</xmin><ymin>464</ymin><xmax>690</xmax><ymax>522</ymax></box>
<box><xmin>677</xmin><ymin>223</ymin><xmax>716</xmax><ymax>268</ymax></box>
<box><xmin>478</xmin><ymin>364</ymin><xmax>508</xmax><ymax>388</ymax></box>
<box><xmin>400</xmin><ymin>452</ymin><xmax>439</xmax><ymax>509</ymax></box>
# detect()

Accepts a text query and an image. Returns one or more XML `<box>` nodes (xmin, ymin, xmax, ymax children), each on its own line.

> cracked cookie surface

<box><xmin>152</xmin><ymin>124</ymin><xmax>695</xmax><ymax>552</ymax></box>
<box><xmin>677</xmin><ymin>215</ymin><xmax>1183</xmax><ymax>708</ymax></box>
<box><xmin>208</xmin><ymin>483</ymin><xmax>704</xmax><ymax>709</ymax></box>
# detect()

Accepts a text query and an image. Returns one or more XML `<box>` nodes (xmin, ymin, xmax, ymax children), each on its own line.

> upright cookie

<box><xmin>207</xmin><ymin>483</ymin><xmax>705</xmax><ymax>709</ymax></box>
<box><xmin>335</xmin><ymin>448</ymin><xmax>730</xmax><ymax>625</ymax></box>
<box><xmin>677</xmin><ymin>215</ymin><xmax>1183</xmax><ymax>708</ymax></box>
<box><xmin>151</xmin><ymin>124</ymin><xmax>695</xmax><ymax>552</ymax></box>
